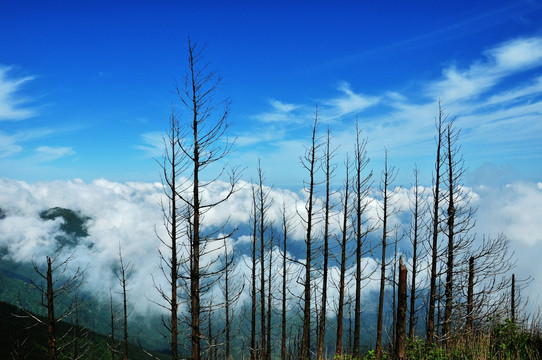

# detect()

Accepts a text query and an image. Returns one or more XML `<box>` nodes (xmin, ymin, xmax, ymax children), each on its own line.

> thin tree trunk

<box><xmin>259</xmin><ymin>165</ymin><xmax>267</xmax><ymax>360</ymax></box>
<box><xmin>443</xmin><ymin>124</ymin><xmax>455</xmax><ymax>342</ymax></box>
<box><xmin>281</xmin><ymin>205</ymin><xmax>288</xmax><ymax>360</ymax></box>
<box><xmin>190</xmin><ymin>43</ymin><xmax>202</xmax><ymax>360</ymax></box>
<box><xmin>225</xmin><ymin>246</ymin><xmax>231</xmax><ymax>360</ymax></box>
<box><xmin>250</xmin><ymin>187</ymin><xmax>258</xmax><ymax>360</ymax></box>
<box><xmin>409</xmin><ymin>167</ymin><xmax>421</xmax><ymax>340</ymax></box>
<box><xmin>301</xmin><ymin>113</ymin><xmax>319</xmax><ymax>359</ymax></box>
<box><xmin>353</xmin><ymin>121</ymin><xmax>372</xmax><ymax>358</ymax></box>
<box><xmin>511</xmin><ymin>273</ymin><xmax>515</xmax><ymax>324</ymax></box>
<box><xmin>267</xmin><ymin>235</ymin><xmax>273</xmax><ymax>360</ymax></box>
<box><xmin>122</xmin><ymin>281</ymin><xmax>128</xmax><ymax>360</ymax></box>
<box><xmin>110</xmin><ymin>290</ymin><xmax>116</xmax><ymax>360</ymax></box>
<box><xmin>427</xmin><ymin>104</ymin><xmax>444</xmax><ymax>346</ymax></box>
<box><xmin>466</xmin><ymin>256</ymin><xmax>474</xmax><ymax>333</ymax></box>
<box><xmin>376</xmin><ymin>151</ymin><xmax>394</xmax><ymax>360</ymax></box>
<box><xmin>335</xmin><ymin>158</ymin><xmax>351</xmax><ymax>357</ymax></box>
<box><xmin>395</xmin><ymin>258</ymin><xmax>407</xmax><ymax>360</ymax></box>
<box><xmin>317</xmin><ymin>128</ymin><xmax>333</xmax><ymax>360</ymax></box>
<box><xmin>47</xmin><ymin>256</ymin><xmax>57</xmax><ymax>360</ymax></box>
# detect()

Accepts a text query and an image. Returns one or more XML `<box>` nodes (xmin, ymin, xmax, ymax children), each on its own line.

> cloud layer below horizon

<box><xmin>0</xmin><ymin>177</ymin><xmax>541</xmax><ymax>316</ymax></box>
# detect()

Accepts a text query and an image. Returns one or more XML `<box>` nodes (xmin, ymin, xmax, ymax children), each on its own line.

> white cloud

<box><xmin>427</xmin><ymin>36</ymin><xmax>542</xmax><ymax>102</ymax></box>
<box><xmin>322</xmin><ymin>82</ymin><xmax>380</xmax><ymax>121</ymax></box>
<box><xmin>255</xmin><ymin>99</ymin><xmax>305</xmax><ymax>124</ymax></box>
<box><xmin>0</xmin><ymin>178</ymin><xmax>541</xmax><ymax>316</ymax></box>
<box><xmin>0</xmin><ymin>66</ymin><xmax>36</xmax><ymax>121</ymax></box>
<box><xmin>475</xmin><ymin>182</ymin><xmax>542</xmax><ymax>246</ymax></box>
<box><xmin>136</xmin><ymin>132</ymin><xmax>163</xmax><ymax>158</ymax></box>
<box><xmin>35</xmin><ymin>146</ymin><xmax>76</xmax><ymax>161</ymax></box>
<box><xmin>242</xmin><ymin>36</ymin><xmax>542</xmax><ymax>189</ymax></box>
<box><xmin>0</xmin><ymin>132</ymin><xmax>22</xmax><ymax>158</ymax></box>
<box><xmin>488</xmin><ymin>37</ymin><xmax>542</xmax><ymax>72</ymax></box>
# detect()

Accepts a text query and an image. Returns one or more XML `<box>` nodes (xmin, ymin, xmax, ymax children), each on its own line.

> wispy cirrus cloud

<box><xmin>0</xmin><ymin>66</ymin><xmax>36</xmax><ymax>121</ymax></box>
<box><xmin>35</xmin><ymin>146</ymin><xmax>76</xmax><ymax>161</ymax></box>
<box><xmin>243</xmin><ymin>35</ymin><xmax>542</xmax><ymax>186</ymax></box>
<box><xmin>136</xmin><ymin>132</ymin><xmax>164</xmax><ymax>158</ymax></box>
<box><xmin>426</xmin><ymin>37</ymin><xmax>542</xmax><ymax>103</ymax></box>
<box><xmin>0</xmin><ymin>132</ymin><xmax>22</xmax><ymax>158</ymax></box>
<box><xmin>321</xmin><ymin>82</ymin><xmax>380</xmax><ymax>121</ymax></box>
<box><xmin>253</xmin><ymin>99</ymin><xmax>306</xmax><ymax>124</ymax></box>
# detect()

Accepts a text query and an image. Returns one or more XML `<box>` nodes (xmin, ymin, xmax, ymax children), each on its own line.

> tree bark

<box><xmin>300</xmin><ymin>112</ymin><xmax>320</xmax><ymax>359</ymax></box>
<box><xmin>317</xmin><ymin>128</ymin><xmax>333</xmax><ymax>360</ymax></box>
<box><xmin>46</xmin><ymin>256</ymin><xmax>57</xmax><ymax>360</ymax></box>
<box><xmin>466</xmin><ymin>256</ymin><xmax>474</xmax><ymax>333</ymax></box>
<box><xmin>427</xmin><ymin>104</ymin><xmax>444</xmax><ymax>346</ymax></box>
<box><xmin>443</xmin><ymin>124</ymin><xmax>455</xmax><ymax>342</ymax></box>
<box><xmin>408</xmin><ymin>167</ymin><xmax>422</xmax><ymax>340</ymax></box>
<box><xmin>395</xmin><ymin>258</ymin><xmax>407</xmax><ymax>360</ymax></box>
<box><xmin>335</xmin><ymin>157</ymin><xmax>351</xmax><ymax>358</ymax></box>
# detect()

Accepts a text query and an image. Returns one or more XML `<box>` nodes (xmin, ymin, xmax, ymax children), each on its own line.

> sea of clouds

<box><xmin>0</xmin><ymin>178</ymin><xmax>541</xmax><ymax>317</ymax></box>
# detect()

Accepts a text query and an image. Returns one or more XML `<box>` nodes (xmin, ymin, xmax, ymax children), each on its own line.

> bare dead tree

<box><xmin>460</xmin><ymin>234</ymin><xmax>516</xmax><ymax>332</ymax></box>
<box><xmin>395</xmin><ymin>257</ymin><xmax>407</xmax><ymax>360</ymax></box>
<box><xmin>174</xmin><ymin>38</ymin><xmax>239</xmax><ymax>360</ymax></box>
<box><xmin>266</xmin><ymin>226</ymin><xmax>275</xmax><ymax>360</ymax></box>
<box><xmin>511</xmin><ymin>274</ymin><xmax>515</xmax><ymax>324</ymax></box>
<box><xmin>67</xmin><ymin>291</ymin><xmax>92</xmax><ymax>360</ymax></box>
<box><xmin>426</xmin><ymin>103</ymin><xmax>446</xmax><ymax>346</ymax></box>
<box><xmin>407</xmin><ymin>166</ymin><xmax>427</xmax><ymax>340</ymax></box>
<box><xmin>352</xmin><ymin>121</ymin><xmax>373</xmax><ymax>358</ymax></box>
<box><xmin>335</xmin><ymin>154</ymin><xmax>353</xmax><ymax>357</ymax></box>
<box><xmin>219</xmin><ymin>237</ymin><xmax>244</xmax><ymax>360</ymax></box>
<box><xmin>249</xmin><ymin>184</ymin><xmax>258</xmax><ymax>360</ymax></box>
<box><xmin>375</xmin><ymin>150</ymin><xmax>399</xmax><ymax>359</ymax></box>
<box><xmin>154</xmin><ymin>109</ymin><xmax>183</xmax><ymax>360</ymax></box>
<box><xmin>466</xmin><ymin>256</ymin><xmax>475</xmax><ymax>333</ymax></box>
<box><xmin>109</xmin><ymin>287</ymin><xmax>118</xmax><ymax>360</ymax></box>
<box><xmin>256</xmin><ymin>162</ymin><xmax>273</xmax><ymax>360</ymax></box>
<box><xmin>116</xmin><ymin>244</ymin><xmax>133</xmax><ymax>360</ymax></box>
<box><xmin>441</xmin><ymin>120</ymin><xmax>476</xmax><ymax>341</ymax></box>
<box><xmin>279</xmin><ymin>201</ymin><xmax>295</xmax><ymax>360</ymax></box>
<box><xmin>300</xmin><ymin>109</ymin><xmax>322</xmax><ymax>359</ymax></box>
<box><xmin>28</xmin><ymin>250</ymin><xmax>86</xmax><ymax>360</ymax></box>
<box><xmin>316</xmin><ymin>127</ymin><xmax>337</xmax><ymax>360</ymax></box>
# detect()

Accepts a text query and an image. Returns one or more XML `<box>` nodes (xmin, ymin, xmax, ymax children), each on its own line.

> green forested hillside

<box><xmin>0</xmin><ymin>301</ymin><xmax>169</xmax><ymax>359</ymax></box>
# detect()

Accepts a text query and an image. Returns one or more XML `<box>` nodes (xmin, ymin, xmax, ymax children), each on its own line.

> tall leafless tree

<box><xmin>266</xmin><ymin>227</ymin><xmax>275</xmax><ymax>360</ymax></box>
<box><xmin>335</xmin><ymin>155</ymin><xmax>352</xmax><ymax>357</ymax></box>
<box><xmin>279</xmin><ymin>201</ymin><xmax>295</xmax><ymax>360</ymax></box>
<box><xmin>407</xmin><ymin>166</ymin><xmax>427</xmax><ymax>340</ymax></box>
<box><xmin>219</xmin><ymin>236</ymin><xmax>244</xmax><ymax>360</ymax></box>
<box><xmin>28</xmin><ymin>251</ymin><xmax>86</xmax><ymax>360</ymax></box>
<box><xmin>461</xmin><ymin>234</ymin><xmax>516</xmax><ymax>332</ymax></box>
<box><xmin>249</xmin><ymin>185</ymin><xmax>258</xmax><ymax>360</ymax></box>
<box><xmin>395</xmin><ymin>257</ymin><xmax>408</xmax><ymax>360</ymax></box>
<box><xmin>426</xmin><ymin>103</ymin><xmax>446</xmax><ymax>346</ymax></box>
<box><xmin>352</xmin><ymin>121</ymin><xmax>373</xmax><ymax>358</ymax></box>
<box><xmin>300</xmin><ymin>110</ymin><xmax>322</xmax><ymax>359</ymax></box>
<box><xmin>256</xmin><ymin>162</ymin><xmax>273</xmax><ymax>360</ymax></box>
<box><xmin>441</xmin><ymin>120</ymin><xmax>476</xmax><ymax>341</ymax></box>
<box><xmin>154</xmin><ymin>110</ymin><xmax>183</xmax><ymax>360</ymax></box>
<box><xmin>109</xmin><ymin>287</ymin><xmax>118</xmax><ymax>360</ymax></box>
<box><xmin>116</xmin><ymin>244</ymin><xmax>133</xmax><ymax>360</ymax></box>
<box><xmin>375</xmin><ymin>151</ymin><xmax>398</xmax><ymax>359</ymax></box>
<box><xmin>316</xmin><ymin>127</ymin><xmax>337</xmax><ymax>360</ymax></box>
<box><xmin>174</xmin><ymin>39</ymin><xmax>239</xmax><ymax>360</ymax></box>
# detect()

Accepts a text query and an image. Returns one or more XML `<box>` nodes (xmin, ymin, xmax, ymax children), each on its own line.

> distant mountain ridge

<box><xmin>39</xmin><ymin>207</ymin><xmax>91</xmax><ymax>247</ymax></box>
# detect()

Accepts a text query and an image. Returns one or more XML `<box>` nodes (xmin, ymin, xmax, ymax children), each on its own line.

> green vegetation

<box><xmin>0</xmin><ymin>301</ymin><xmax>169</xmax><ymax>360</ymax></box>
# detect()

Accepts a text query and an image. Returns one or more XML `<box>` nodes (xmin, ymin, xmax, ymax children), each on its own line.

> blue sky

<box><xmin>2</xmin><ymin>1</ymin><xmax>542</xmax><ymax>319</ymax></box>
<box><xmin>1</xmin><ymin>1</ymin><xmax>542</xmax><ymax>187</ymax></box>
